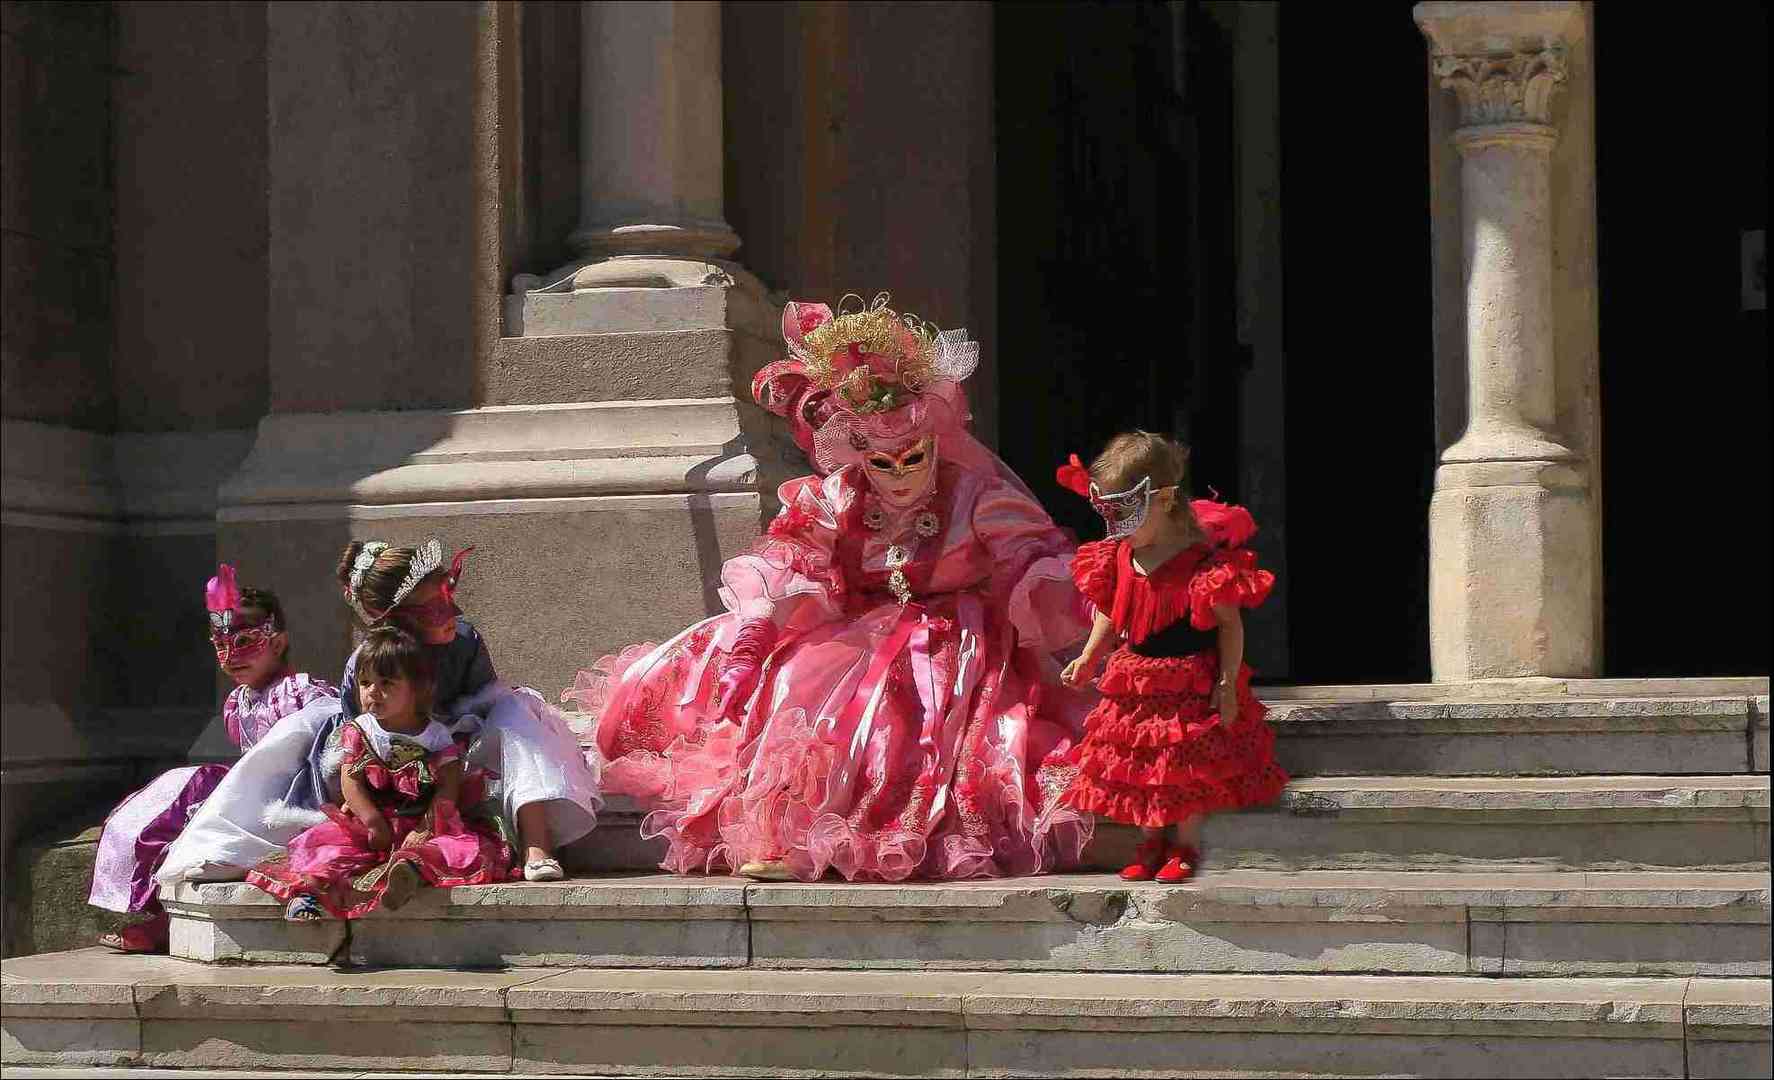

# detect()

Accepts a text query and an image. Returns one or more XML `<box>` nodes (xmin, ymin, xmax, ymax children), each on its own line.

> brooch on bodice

<box><xmin>864</xmin><ymin>504</ymin><xmax>940</xmax><ymax>605</ymax></box>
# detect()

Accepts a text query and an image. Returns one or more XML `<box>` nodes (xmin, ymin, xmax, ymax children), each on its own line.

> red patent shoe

<box><xmin>1154</xmin><ymin>845</ymin><xmax>1200</xmax><ymax>884</ymax></box>
<box><xmin>1119</xmin><ymin>836</ymin><xmax>1168</xmax><ymax>881</ymax></box>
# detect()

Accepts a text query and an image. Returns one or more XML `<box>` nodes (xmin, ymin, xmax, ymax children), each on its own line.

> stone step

<box><xmin>571</xmin><ymin>774</ymin><xmax>1773</xmax><ymax>875</ymax></box>
<box><xmin>160</xmin><ymin>870</ymin><xmax>1771</xmax><ymax>978</ymax></box>
<box><xmin>567</xmin><ymin>687</ymin><xmax>1771</xmax><ymax>779</ymax></box>
<box><xmin>1263</xmin><ymin>692</ymin><xmax>1769</xmax><ymax>776</ymax></box>
<box><xmin>4</xmin><ymin>949</ymin><xmax>1768</xmax><ymax>1077</ymax></box>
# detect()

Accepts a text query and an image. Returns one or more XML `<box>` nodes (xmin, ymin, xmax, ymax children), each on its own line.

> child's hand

<box><xmin>1214</xmin><ymin>680</ymin><xmax>1239</xmax><ymax>726</ymax></box>
<box><xmin>400</xmin><ymin>828</ymin><xmax>432</xmax><ymax>852</ymax></box>
<box><xmin>365</xmin><ymin>816</ymin><xmax>394</xmax><ymax>851</ymax></box>
<box><xmin>1061</xmin><ymin>653</ymin><xmax>1099</xmax><ymax>688</ymax></box>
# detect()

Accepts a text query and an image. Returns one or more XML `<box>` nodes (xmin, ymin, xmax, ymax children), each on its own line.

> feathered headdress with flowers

<box><xmin>751</xmin><ymin>292</ymin><xmax>984</xmax><ymax>475</ymax></box>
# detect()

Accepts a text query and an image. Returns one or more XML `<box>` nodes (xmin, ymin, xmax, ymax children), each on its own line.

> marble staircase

<box><xmin>4</xmin><ymin>680</ymin><xmax>1769</xmax><ymax>1076</ymax></box>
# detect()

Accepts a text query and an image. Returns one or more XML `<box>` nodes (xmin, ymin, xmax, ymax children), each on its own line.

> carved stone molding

<box><xmin>1434</xmin><ymin>48</ymin><xmax>1568</xmax><ymax>128</ymax></box>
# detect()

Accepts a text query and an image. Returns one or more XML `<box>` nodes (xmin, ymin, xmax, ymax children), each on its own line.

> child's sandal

<box><xmin>283</xmin><ymin>895</ymin><xmax>326</xmax><ymax>922</ymax></box>
<box><xmin>1154</xmin><ymin>845</ymin><xmax>1201</xmax><ymax>885</ymax></box>
<box><xmin>379</xmin><ymin>860</ymin><xmax>423</xmax><ymax>911</ymax></box>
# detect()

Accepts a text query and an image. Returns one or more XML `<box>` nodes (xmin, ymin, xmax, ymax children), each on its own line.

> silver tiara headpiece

<box><xmin>344</xmin><ymin>538</ymin><xmax>444</xmax><ymax>626</ymax></box>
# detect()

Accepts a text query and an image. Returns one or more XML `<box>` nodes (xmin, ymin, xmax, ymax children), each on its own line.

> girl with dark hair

<box><xmin>248</xmin><ymin>627</ymin><xmax>513</xmax><ymax>919</ymax></box>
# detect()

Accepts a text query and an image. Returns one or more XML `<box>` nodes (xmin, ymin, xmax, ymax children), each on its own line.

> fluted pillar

<box><xmin>1416</xmin><ymin>2</ymin><xmax>1598</xmax><ymax>680</ymax></box>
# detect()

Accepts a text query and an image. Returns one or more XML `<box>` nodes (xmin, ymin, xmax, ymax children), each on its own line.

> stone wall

<box><xmin>2</xmin><ymin>0</ymin><xmax>269</xmax><ymax>952</ymax></box>
<box><xmin>1</xmin><ymin>2</ymin><xmax>126</xmax><ymax>938</ymax></box>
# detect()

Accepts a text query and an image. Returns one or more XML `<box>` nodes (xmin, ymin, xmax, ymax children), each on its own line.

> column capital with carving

<box><xmin>1415</xmin><ymin>1</ymin><xmax>1584</xmax><ymax>132</ymax></box>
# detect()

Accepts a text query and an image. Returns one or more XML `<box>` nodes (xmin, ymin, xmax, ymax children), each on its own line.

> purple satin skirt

<box><xmin>87</xmin><ymin>764</ymin><xmax>230</xmax><ymax>914</ymax></box>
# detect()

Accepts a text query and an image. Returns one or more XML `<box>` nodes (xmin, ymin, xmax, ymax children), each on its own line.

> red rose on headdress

<box><xmin>831</xmin><ymin>341</ymin><xmax>867</xmax><ymax>380</ymax></box>
<box><xmin>861</xmin><ymin>349</ymin><xmax>899</xmax><ymax>380</ymax></box>
<box><xmin>1055</xmin><ymin>453</ymin><xmax>1091</xmax><ymax>497</ymax></box>
<box><xmin>782</xmin><ymin>301</ymin><xmax>833</xmax><ymax>350</ymax></box>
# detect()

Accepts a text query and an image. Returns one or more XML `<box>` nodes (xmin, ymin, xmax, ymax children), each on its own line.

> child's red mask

<box><xmin>395</xmin><ymin>547</ymin><xmax>473</xmax><ymax>631</ymax></box>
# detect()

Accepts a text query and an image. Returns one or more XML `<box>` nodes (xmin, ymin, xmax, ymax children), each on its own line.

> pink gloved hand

<box><xmin>716</xmin><ymin>619</ymin><xmax>777</xmax><ymax>724</ymax></box>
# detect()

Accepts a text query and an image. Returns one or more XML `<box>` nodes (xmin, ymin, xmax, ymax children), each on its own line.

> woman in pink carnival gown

<box><xmin>565</xmin><ymin>294</ymin><xmax>1095</xmax><ymax>882</ymax></box>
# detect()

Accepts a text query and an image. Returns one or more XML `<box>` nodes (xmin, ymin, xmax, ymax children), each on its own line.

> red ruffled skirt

<box><xmin>1059</xmin><ymin>648</ymin><xmax>1288</xmax><ymax>828</ymax></box>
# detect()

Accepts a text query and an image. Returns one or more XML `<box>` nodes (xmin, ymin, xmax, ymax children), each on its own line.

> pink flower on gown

<box><xmin>572</xmin><ymin>462</ymin><xmax>1094</xmax><ymax>882</ymax></box>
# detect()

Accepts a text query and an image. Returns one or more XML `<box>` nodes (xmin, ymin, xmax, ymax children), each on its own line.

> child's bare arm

<box><xmin>342</xmin><ymin>767</ymin><xmax>392</xmax><ymax>850</ymax></box>
<box><xmin>1062</xmin><ymin>611</ymin><xmax>1119</xmax><ymax>687</ymax></box>
<box><xmin>1212</xmin><ymin>604</ymin><xmax>1244</xmax><ymax>724</ymax></box>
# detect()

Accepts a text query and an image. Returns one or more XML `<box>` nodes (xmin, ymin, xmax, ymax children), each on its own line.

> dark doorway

<box><xmin>993</xmin><ymin>0</ymin><xmax>1206</xmax><ymax>547</ymax></box>
<box><xmin>1277</xmin><ymin>2</ymin><xmax>1434</xmax><ymax>683</ymax></box>
<box><xmin>1596</xmin><ymin>4</ymin><xmax>1770</xmax><ymax>676</ymax></box>
<box><xmin>995</xmin><ymin>2</ymin><xmax>1435</xmax><ymax>685</ymax></box>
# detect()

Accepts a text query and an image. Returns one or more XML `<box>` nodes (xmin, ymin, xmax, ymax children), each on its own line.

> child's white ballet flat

<box><xmin>524</xmin><ymin>857</ymin><xmax>565</xmax><ymax>882</ymax></box>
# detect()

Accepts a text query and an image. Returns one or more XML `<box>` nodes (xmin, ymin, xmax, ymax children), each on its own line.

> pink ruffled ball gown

<box><xmin>568</xmin><ymin>462</ymin><xmax>1096</xmax><ymax>882</ymax></box>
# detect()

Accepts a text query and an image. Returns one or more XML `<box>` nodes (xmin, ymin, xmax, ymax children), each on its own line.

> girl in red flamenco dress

<box><xmin>1056</xmin><ymin>432</ymin><xmax>1288</xmax><ymax>883</ymax></box>
<box><xmin>248</xmin><ymin>627</ymin><xmax>514</xmax><ymax>919</ymax></box>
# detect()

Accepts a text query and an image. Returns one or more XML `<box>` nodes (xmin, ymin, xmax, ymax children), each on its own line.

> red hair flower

<box><xmin>1055</xmin><ymin>453</ymin><xmax>1091</xmax><ymax>497</ymax></box>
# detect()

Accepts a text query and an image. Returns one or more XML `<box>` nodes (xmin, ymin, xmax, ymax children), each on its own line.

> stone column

<box><xmin>480</xmin><ymin>0</ymin><xmax>784</xmax><ymax>682</ymax></box>
<box><xmin>571</xmin><ymin>0</ymin><xmax>738</xmax><ymax>263</ymax></box>
<box><xmin>216</xmin><ymin>2</ymin><xmax>781</xmax><ymax>702</ymax></box>
<box><xmin>510</xmin><ymin>0</ymin><xmax>770</xmax><ymax>324</ymax></box>
<box><xmin>1415</xmin><ymin>2</ymin><xmax>1597</xmax><ymax>680</ymax></box>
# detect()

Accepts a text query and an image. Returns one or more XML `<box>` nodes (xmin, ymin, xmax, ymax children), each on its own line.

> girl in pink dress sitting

<box><xmin>89</xmin><ymin>565</ymin><xmax>338</xmax><ymax>952</ymax></box>
<box><xmin>247</xmin><ymin>627</ymin><xmax>514</xmax><ymax>920</ymax></box>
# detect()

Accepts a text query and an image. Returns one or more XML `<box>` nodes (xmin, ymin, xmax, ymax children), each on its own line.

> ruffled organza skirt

<box><xmin>248</xmin><ymin>796</ymin><xmax>512</xmax><ymax>919</ymax></box>
<box><xmin>571</xmin><ymin>593</ymin><xmax>1092</xmax><ymax>882</ymax></box>
<box><xmin>1059</xmin><ymin>648</ymin><xmax>1289</xmax><ymax>827</ymax></box>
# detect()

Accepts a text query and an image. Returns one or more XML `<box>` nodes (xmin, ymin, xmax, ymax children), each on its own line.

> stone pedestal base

<box><xmin>1430</xmin><ymin>460</ymin><xmax>1596</xmax><ymax>681</ymax></box>
<box><xmin>217</xmin><ymin>272</ymin><xmax>791</xmax><ymax>699</ymax></box>
<box><xmin>507</xmin><ymin>256</ymin><xmax>773</xmax><ymax>338</ymax></box>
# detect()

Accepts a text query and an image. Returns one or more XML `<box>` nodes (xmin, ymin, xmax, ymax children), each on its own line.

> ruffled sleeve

<box><xmin>283</xmin><ymin>672</ymin><xmax>339</xmax><ymax>711</ymax></box>
<box><xmin>717</xmin><ymin>472</ymin><xmax>848</xmax><ymax>629</ymax></box>
<box><xmin>1186</xmin><ymin>542</ymin><xmax>1275</xmax><ymax>630</ymax></box>
<box><xmin>975</xmin><ymin>479</ymin><xmax>1091</xmax><ymax>652</ymax></box>
<box><xmin>1070</xmin><ymin>540</ymin><xmax>1118</xmax><ymax>615</ymax></box>
<box><xmin>222</xmin><ymin>686</ymin><xmax>249</xmax><ymax>749</ymax></box>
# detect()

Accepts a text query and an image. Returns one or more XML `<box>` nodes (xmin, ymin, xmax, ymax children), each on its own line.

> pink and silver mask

<box><xmin>1089</xmin><ymin>477</ymin><xmax>1154</xmax><ymax>540</ymax></box>
<box><xmin>209</xmin><ymin>613</ymin><xmax>278</xmax><ymax>665</ymax></box>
